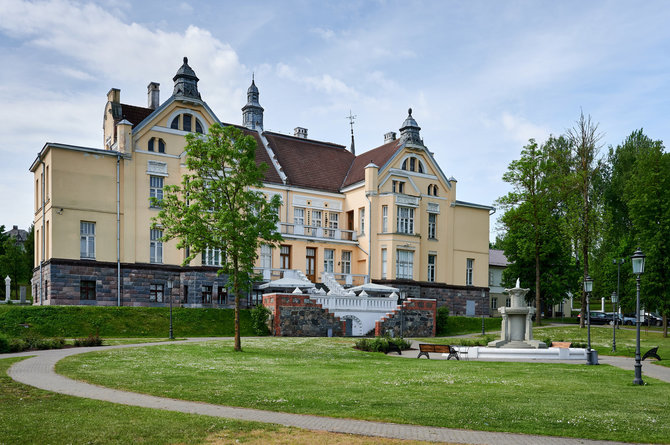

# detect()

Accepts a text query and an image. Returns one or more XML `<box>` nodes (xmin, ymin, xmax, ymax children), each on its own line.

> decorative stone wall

<box><xmin>263</xmin><ymin>293</ymin><xmax>345</xmax><ymax>337</ymax></box>
<box><xmin>374</xmin><ymin>279</ymin><xmax>489</xmax><ymax>316</ymax></box>
<box><xmin>375</xmin><ymin>298</ymin><xmax>436</xmax><ymax>338</ymax></box>
<box><xmin>31</xmin><ymin>259</ymin><xmax>244</xmax><ymax>307</ymax></box>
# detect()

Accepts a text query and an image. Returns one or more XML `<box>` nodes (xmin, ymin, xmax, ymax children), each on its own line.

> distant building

<box><xmin>489</xmin><ymin>249</ymin><xmax>509</xmax><ymax>315</ymax></box>
<box><xmin>3</xmin><ymin>225</ymin><xmax>29</xmax><ymax>246</ymax></box>
<box><xmin>30</xmin><ymin>58</ymin><xmax>493</xmax><ymax>312</ymax></box>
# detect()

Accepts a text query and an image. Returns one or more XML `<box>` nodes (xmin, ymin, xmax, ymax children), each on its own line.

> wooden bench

<box><xmin>417</xmin><ymin>343</ymin><xmax>460</xmax><ymax>360</ymax></box>
<box><xmin>550</xmin><ymin>341</ymin><xmax>572</xmax><ymax>348</ymax></box>
<box><xmin>642</xmin><ymin>346</ymin><xmax>661</xmax><ymax>361</ymax></box>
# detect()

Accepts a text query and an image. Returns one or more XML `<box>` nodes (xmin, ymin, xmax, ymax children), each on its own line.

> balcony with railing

<box><xmin>279</xmin><ymin>222</ymin><xmax>357</xmax><ymax>242</ymax></box>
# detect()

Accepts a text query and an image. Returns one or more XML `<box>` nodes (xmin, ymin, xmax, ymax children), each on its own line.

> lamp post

<box><xmin>611</xmin><ymin>291</ymin><xmax>618</xmax><ymax>352</ymax></box>
<box><xmin>613</xmin><ymin>258</ymin><xmax>624</xmax><ymax>330</ymax></box>
<box><xmin>584</xmin><ymin>275</ymin><xmax>594</xmax><ymax>365</ymax></box>
<box><xmin>167</xmin><ymin>279</ymin><xmax>174</xmax><ymax>340</ymax></box>
<box><xmin>481</xmin><ymin>290</ymin><xmax>486</xmax><ymax>336</ymax></box>
<box><xmin>631</xmin><ymin>248</ymin><xmax>645</xmax><ymax>385</ymax></box>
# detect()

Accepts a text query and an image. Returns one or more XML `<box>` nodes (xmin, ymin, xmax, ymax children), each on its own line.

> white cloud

<box><xmin>500</xmin><ymin>113</ymin><xmax>550</xmax><ymax>144</ymax></box>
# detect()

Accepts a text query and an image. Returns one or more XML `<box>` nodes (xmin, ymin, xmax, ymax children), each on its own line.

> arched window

<box><xmin>402</xmin><ymin>156</ymin><xmax>425</xmax><ymax>173</ymax></box>
<box><xmin>170</xmin><ymin>116</ymin><xmax>179</xmax><ymax>129</ymax></box>
<box><xmin>195</xmin><ymin>119</ymin><xmax>203</xmax><ymax>134</ymax></box>
<box><xmin>148</xmin><ymin>138</ymin><xmax>155</xmax><ymax>152</ymax></box>
<box><xmin>432</xmin><ymin>185</ymin><xmax>438</xmax><ymax>196</ymax></box>
<box><xmin>158</xmin><ymin>139</ymin><xmax>165</xmax><ymax>153</ymax></box>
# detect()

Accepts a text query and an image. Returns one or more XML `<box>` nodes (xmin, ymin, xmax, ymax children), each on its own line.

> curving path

<box><xmin>4</xmin><ymin>338</ymin><xmax>659</xmax><ymax>445</ymax></box>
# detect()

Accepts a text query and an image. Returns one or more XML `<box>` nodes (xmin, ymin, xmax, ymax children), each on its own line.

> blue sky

<box><xmin>1</xmin><ymin>0</ymin><xmax>669</xmax><ymax>241</ymax></box>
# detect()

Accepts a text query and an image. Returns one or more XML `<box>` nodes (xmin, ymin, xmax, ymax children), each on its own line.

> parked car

<box><xmin>578</xmin><ymin>311</ymin><xmax>615</xmax><ymax>325</ymax></box>
<box><xmin>622</xmin><ymin>314</ymin><xmax>636</xmax><ymax>325</ymax></box>
<box><xmin>645</xmin><ymin>313</ymin><xmax>664</xmax><ymax>327</ymax></box>
<box><xmin>606</xmin><ymin>312</ymin><xmax>623</xmax><ymax>324</ymax></box>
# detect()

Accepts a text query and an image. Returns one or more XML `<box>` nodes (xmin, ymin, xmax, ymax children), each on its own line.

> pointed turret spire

<box><xmin>346</xmin><ymin>110</ymin><xmax>356</xmax><ymax>155</ymax></box>
<box><xmin>172</xmin><ymin>57</ymin><xmax>201</xmax><ymax>99</ymax></box>
<box><xmin>399</xmin><ymin>108</ymin><xmax>422</xmax><ymax>145</ymax></box>
<box><xmin>242</xmin><ymin>75</ymin><xmax>264</xmax><ymax>130</ymax></box>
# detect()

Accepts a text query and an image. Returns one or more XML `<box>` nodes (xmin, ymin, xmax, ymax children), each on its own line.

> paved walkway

<box><xmin>4</xmin><ymin>339</ymin><xmax>664</xmax><ymax>445</ymax></box>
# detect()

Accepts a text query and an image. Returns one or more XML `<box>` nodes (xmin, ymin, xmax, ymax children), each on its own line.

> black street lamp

<box><xmin>631</xmin><ymin>248</ymin><xmax>645</xmax><ymax>385</ymax></box>
<box><xmin>167</xmin><ymin>279</ymin><xmax>174</xmax><ymax>340</ymax></box>
<box><xmin>481</xmin><ymin>290</ymin><xmax>486</xmax><ymax>336</ymax></box>
<box><xmin>584</xmin><ymin>275</ymin><xmax>595</xmax><ymax>365</ymax></box>
<box><xmin>611</xmin><ymin>291</ymin><xmax>618</xmax><ymax>352</ymax></box>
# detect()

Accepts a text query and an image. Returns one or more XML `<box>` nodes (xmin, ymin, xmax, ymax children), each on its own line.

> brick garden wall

<box><xmin>374</xmin><ymin>279</ymin><xmax>489</xmax><ymax>316</ymax></box>
<box><xmin>375</xmin><ymin>298</ymin><xmax>436</xmax><ymax>337</ymax></box>
<box><xmin>263</xmin><ymin>293</ymin><xmax>345</xmax><ymax>337</ymax></box>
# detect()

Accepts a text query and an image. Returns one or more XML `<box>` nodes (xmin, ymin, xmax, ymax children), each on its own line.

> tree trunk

<box><xmin>233</xmin><ymin>259</ymin><xmax>241</xmax><ymax>351</ymax></box>
<box><xmin>663</xmin><ymin>314</ymin><xmax>668</xmax><ymax>338</ymax></box>
<box><xmin>535</xmin><ymin>245</ymin><xmax>541</xmax><ymax>326</ymax></box>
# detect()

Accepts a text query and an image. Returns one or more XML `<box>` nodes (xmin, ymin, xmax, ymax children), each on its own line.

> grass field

<box><xmin>1</xmin><ymin>356</ymin><xmax>433</xmax><ymax>445</ymax></box>
<box><xmin>57</xmin><ymin>337</ymin><xmax>670</xmax><ymax>443</ymax></box>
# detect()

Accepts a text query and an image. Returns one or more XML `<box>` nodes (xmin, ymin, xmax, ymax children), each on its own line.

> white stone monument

<box><xmin>488</xmin><ymin>278</ymin><xmax>546</xmax><ymax>349</ymax></box>
<box><xmin>4</xmin><ymin>276</ymin><xmax>10</xmax><ymax>302</ymax></box>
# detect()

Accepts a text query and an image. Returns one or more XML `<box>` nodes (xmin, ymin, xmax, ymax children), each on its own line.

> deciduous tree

<box><xmin>154</xmin><ymin>124</ymin><xmax>282</xmax><ymax>350</ymax></box>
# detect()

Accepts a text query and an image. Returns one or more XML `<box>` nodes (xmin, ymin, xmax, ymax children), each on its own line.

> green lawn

<box><xmin>58</xmin><ymin>337</ymin><xmax>670</xmax><ymax>443</ymax></box>
<box><xmin>533</xmin><ymin>325</ymin><xmax>668</xmax><ymax>361</ymax></box>
<box><xmin>0</xmin><ymin>357</ymin><xmax>278</xmax><ymax>444</ymax></box>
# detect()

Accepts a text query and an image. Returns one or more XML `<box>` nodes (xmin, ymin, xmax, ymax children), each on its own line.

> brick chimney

<box><xmin>147</xmin><ymin>82</ymin><xmax>160</xmax><ymax>109</ymax></box>
<box><xmin>294</xmin><ymin>127</ymin><xmax>308</xmax><ymax>139</ymax></box>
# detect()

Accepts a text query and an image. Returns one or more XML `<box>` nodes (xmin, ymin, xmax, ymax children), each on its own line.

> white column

<box><xmin>5</xmin><ymin>276</ymin><xmax>10</xmax><ymax>302</ymax></box>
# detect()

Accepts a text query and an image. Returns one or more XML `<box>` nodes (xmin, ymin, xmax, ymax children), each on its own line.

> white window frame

<box><xmin>203</xmin><ymin>246</ymin><xmax>223</xmax><ymax>267</ymax></box>
<box><xmin>150</xmin><ymin>229</ymin><xmax>163</xmax><ymax>264</ymax></box>
<box><xmin>294</xmin><ymin>207</ymin><xmax>305</xmax><ymax>225</ymax></box>
<box><xmin>80</xmin><ymin>222</ymin><xmax>95</xmax><ymax>259</ymax></box>
<box><xmin>382</xmin><ymin>205</ymin><xmax>388</xmax><ymax>233</ymax></box>
<box><xmin>491</xmin><ymin>297</ymin><xmax>498</xmax><ymax>310</ymax></box>
<box><xmin>466</xmin><ymin>258</ymin><xmax>474</xmax><ymax>286</ymax></box>
<box><xmin>359</xmin><ymin>207</ymin><xmax>365</xmax><ymax>234</ymax></box>
<box><xmin>381</xmin><ymin>248</ymin><xmax>387</xmax><ymax>279</ymax></box>
<box><xmin>397</xmin><ymin>206</ymin><xmax>414</xmax><ymax>234</ymax></box>
<box><xmin>150</xmin><ymin>175</ymin><xmax>164</xmax><ymax>208</ymax></box>
<box><xmin>312</xmin><ymin>210</ymin><xmax>322</xmax><ymax>228</ymax></box>
<box><xmin>427</xmin><ymin>254</ymin><xmax>436</xmax><ymax>282</ymax></box>
<box><xmin>324</xmin><ymin>248</ymin><xmax>335</xmax><ymax>273</ymax></box>
<box><xmin>260</xmin><ymin>244</ymin><xmax>272</xmax><ymax>269</ymax></box>
<box><xmin>396</xmin><ymin>249</ymin><xmax>413</xmax><ymax>279</ymax></box>
<box><xmin>341</xmin><ymin>251</ymin><xmax>351</xmax><ymax>274</ymax></box>
<box><xmin>428</xmin><ymin>213</ymin><xmax>437</xmax><ymax>239</ymax></box>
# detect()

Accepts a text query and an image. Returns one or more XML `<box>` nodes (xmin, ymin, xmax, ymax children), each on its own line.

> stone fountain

<box><xmin>488</xmin><ymin>278</ymin><xmax>546</xmax><ymax>349</ymax></box>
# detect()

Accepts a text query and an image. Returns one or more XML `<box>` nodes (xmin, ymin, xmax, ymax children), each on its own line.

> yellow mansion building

<box><xmin>30</xmin><ymin>58</ymin><xmax>493</xmax><ymax>314</ymax></box>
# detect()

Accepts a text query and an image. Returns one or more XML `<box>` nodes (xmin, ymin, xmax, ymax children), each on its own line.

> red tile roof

<box><xmin>119</xmin><ymin>103</ymin><xmax>154</xmax><ymax>127</ymax></box>
<box><xmin>341</xmin><ymin>139</ymin><xmax>401</xmax><ymax>188</ymax></box>
<box><xmin>237</xmin><ymin>126</ymin><xmax>285</xmax><ymax>186</ymax></box>
<box><xmin>264</xmin><ymin>132</ymin><xmax>355</xmax><ymax>193</ymax></box>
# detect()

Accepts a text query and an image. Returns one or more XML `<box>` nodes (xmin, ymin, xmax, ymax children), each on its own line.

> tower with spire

<box><xmin>242</xmin><ymin>75</ymin><xmax>264</xmax><ymax>130</ymax></box>
<box><xmin>172</xmin><ymin>57</ymin><xmax>201</xmax><ymax>99</ymax></box>
<box><xmin>399</xmin><ymin>108</ymin><xmax>423</xmax><ymax>146</ymax></box>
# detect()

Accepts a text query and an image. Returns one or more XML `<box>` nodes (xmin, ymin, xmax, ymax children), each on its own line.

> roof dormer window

<box><xmin>169</xmin><ymin>112</ymin><xmax>205</xmax><ymax>134</ymax></box>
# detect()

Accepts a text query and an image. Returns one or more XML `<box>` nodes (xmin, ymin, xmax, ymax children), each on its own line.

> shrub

<box><xmin>436</xmin><ymin>306</ymin><xmax>449</xmax><ymax>335</ymax></box>
<box><xmin>73</xmin><ymin>334</ymin><xmax>103</xmax><ymax>347</ymax></box>
<box><xmin>0</xmin><ymin>334</ymin><xmax>9</xmax><ymax>353</ymax></box>
<box><xmin>250</xmin><ymin>305</ymin><xmax>271</xmax><ymax>336</ymax></box>
<box><xmin>355</xmin><ymin>336</ymin><xmax>411</xmax><ymax>353</ymax></box>
<box><xmin>9</xmin><ymin>338</ymin><xmax>28</xmax><ymax>352</ymax></box>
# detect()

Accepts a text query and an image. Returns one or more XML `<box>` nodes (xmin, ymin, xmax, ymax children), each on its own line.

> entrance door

<box><xmin>466</xmin><ymin>300</ymin><xmax>475</xmax><ymax>316</ymax></box>
<box><xmin>345</xmin><ymin>318</ymin><xmax>353</xmax><ymax>336</ymax></box>
<box><xmin>305</xmin><ymin>247</ymin><xmax>316</xmax><ymax>283</ymax></box>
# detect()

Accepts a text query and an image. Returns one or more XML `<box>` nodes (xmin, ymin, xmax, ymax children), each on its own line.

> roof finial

<box><xmin>183</xmin><ymin>56</ymin><xmax>188</xmax><ymax>64</ymax></box>
<box><xmin>252</xmin><ymin>71</ymin><xmax>255</xmax><ymax>82</ymax></box>
<box><xmin>408</xmin><ymin>107</ymin><xmax>412</xmax><ymax>116</ymax></box>
<box><xmin>346</xmin><ymin>110</ymin><xmax>357</xmax><ymax>155</ymax></box>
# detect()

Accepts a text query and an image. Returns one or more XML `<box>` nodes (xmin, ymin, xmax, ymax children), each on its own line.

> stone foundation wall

<box><xmin>375</xmin><ymin>298</ymin><xmax>436</xmax><ymax>337</ymax></box>
<box><xmin>263</xmin><ymin>293</ymin><xmax>345</xmax><ymax>337</ymax></box>
<box><xmin>374</xmin><ymin>279</ymin><xmax>489</xmax><ymax>316</ymax></box>
<box><xmin>31</xmin><ymin>259</ymin><xmax>244</xmax><ymax>307</ymax></box>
